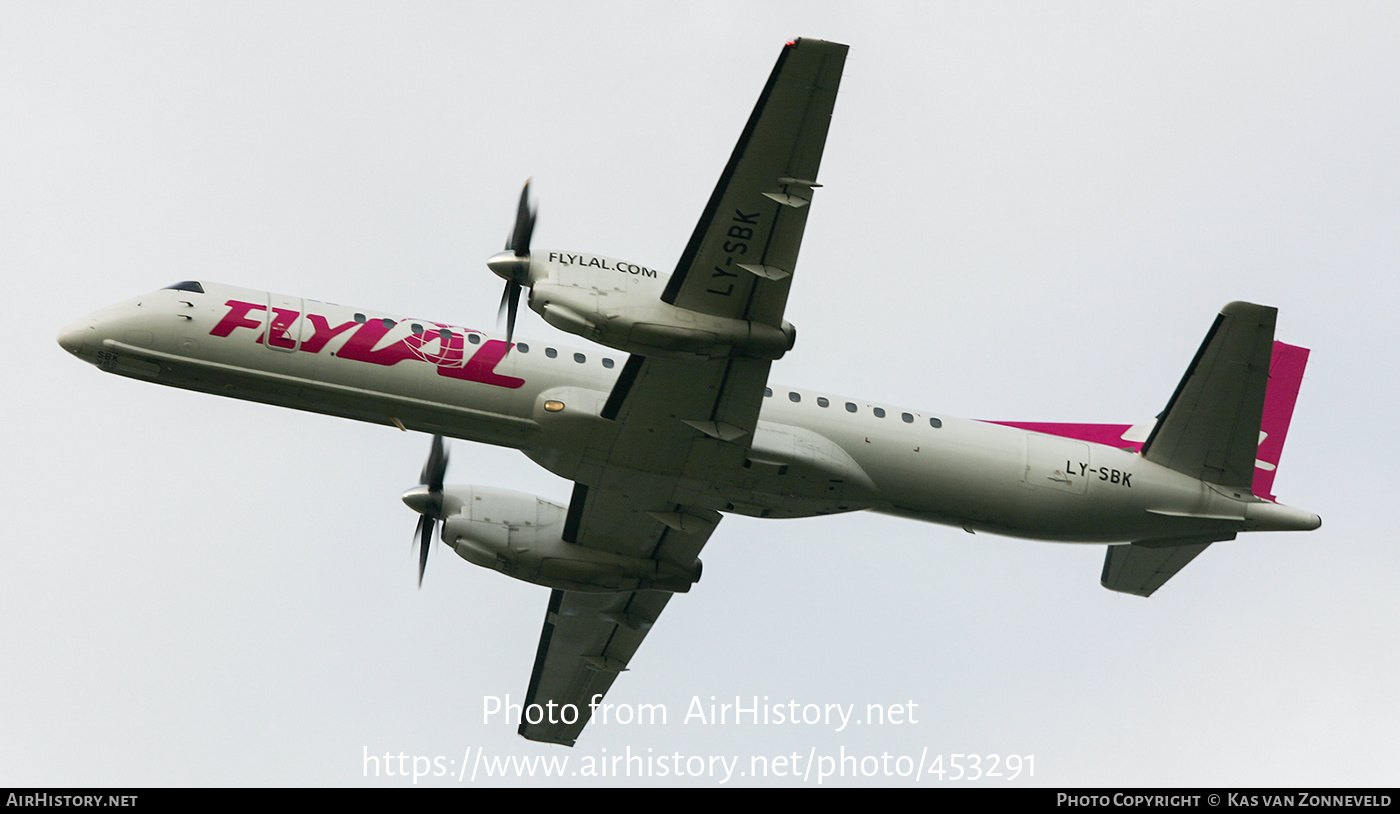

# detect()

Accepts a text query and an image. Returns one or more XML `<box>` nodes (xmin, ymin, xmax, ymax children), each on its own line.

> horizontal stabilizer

<box><xmin>1101</xmin><ymin>534</ymin><xmax>1235</xmax><ymax>597</ymax></box>
<box><xmin>1140</xmin><ymin>302</ymin><xmax>1276</xmax><ymax>492</ymax></box>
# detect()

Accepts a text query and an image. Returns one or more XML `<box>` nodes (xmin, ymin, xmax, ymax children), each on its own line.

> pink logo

<box><xmin>210</xmin><ymin>300</ymin><xmax>525</xmax><ymax>389</ymax></box>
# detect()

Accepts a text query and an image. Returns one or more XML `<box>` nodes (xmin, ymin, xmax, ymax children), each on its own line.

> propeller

<box><xmin>402</xmin><ymin>434</ymin><xmax>449</xmax><ymax>587</ymax></box>
<box><xmin>487</xmin><ymin>179</ymin><xmax>537</xmax><ymax>344</ymax></box>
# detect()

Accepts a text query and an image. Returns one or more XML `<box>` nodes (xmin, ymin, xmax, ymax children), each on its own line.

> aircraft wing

<box><xmin>518</xmin><ymin>487</ymin><xmax>719</xmax><ymax>745</ymax></box>
<box><xmin>517</xmin><ymin>354</ymin><xmax>753</xmax><ymax>746</ymax></box>
<box><xmin>518</xmin><ymin>589</ymin><xmax>673</xmax><ymax>746</ymax></box>
<box><xmin>661</xmin><ymin>37</ymin><xmax>847</xmax><ymax>327</ymax></box>
<box><xmin>517</xmin><ymin>39</ymin><xmax>847</xmax><ymax>745</ymax></box>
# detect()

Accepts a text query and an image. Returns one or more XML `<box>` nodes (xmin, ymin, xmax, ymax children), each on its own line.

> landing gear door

<box><xmin>1024</xmin><ymin>433</ymin><xmax>1089</xmax><ymax>495</ymax></box>
<box><xmin>265</xmin><ymin>294</ymin><xmax>303</xmax><ymax>352</ymax></box>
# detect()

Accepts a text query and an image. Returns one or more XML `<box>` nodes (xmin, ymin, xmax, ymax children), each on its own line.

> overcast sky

<box><xmin>4</xmin><ymin>1</ymin><xmax>1398</xmax><ymax>787</ymax></box>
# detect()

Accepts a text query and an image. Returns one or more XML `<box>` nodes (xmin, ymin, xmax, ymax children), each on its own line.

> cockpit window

<box><xmin>163</xmin><ymin>281</ymin><xmax>205</xmax><ymax>294</ymax></box>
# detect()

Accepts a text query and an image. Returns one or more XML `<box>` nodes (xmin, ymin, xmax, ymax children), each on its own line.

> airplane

<box><xmin>57</xmin><ymin>38</ymin><xmax>1320</xmax><ymax>747</ymax></box>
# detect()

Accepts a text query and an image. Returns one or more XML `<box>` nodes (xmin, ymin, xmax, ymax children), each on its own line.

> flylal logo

<box><xmin>209</xmin><ymin>300</ymin><xmax>525</xmax><ymax>389</ymax></box>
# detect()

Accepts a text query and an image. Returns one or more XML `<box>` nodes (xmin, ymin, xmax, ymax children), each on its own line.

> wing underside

<box><xmin>662</xmin><ymin>38</ymin><xmax>847</xmax><ymax>327</ymax></box>
<box><xmin>517</xmin><ymin>38</ymin><xmax>847</xmax><ymax>745</ymax></box>
<box><xmin>518</xmin><ymin>587</ymin><xmax>673</xmax><ymax>745</ymax></box>
<box><xmin>517</xmin><ymin>484</ymin><xmax>719</xmax><ymax>745</ymax></box>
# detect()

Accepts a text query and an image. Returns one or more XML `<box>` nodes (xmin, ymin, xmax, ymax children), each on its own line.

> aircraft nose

<box><xmin>57</xmin><ymin>317</ymin><xmax>93</xmax><ymax>356</ymax></box>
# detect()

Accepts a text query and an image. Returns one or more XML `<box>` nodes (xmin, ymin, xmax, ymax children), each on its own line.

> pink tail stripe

<box><xmin>984</xmin><ymin>421</ymin><xmax>1140</xmax><ymax>450</ymax></box>
<box><xmin>985</xmin><ymin>341</ymin><xmax>1309</xmax><ymax>501</ymax></box>
<box><xmin>1254</xmin><ymin>341</ymin><xmax>1309</xmax><ymax>501</ymax></box>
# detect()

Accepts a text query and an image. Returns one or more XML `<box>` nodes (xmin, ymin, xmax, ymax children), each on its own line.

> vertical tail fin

<box><xmin>1139</xmin><ymin>303</ymin><xmax>1310</xmax><ymax>501</ymax></box>
<box><xmin>1140</xmin><ymin>302</ymin><xmax>1276</xmax><ymax>493</ymax></box>
<box><xmin>1253</xmin><ymin>342</ymin><xmax>1310</xmax><ymax>501</ymax></box>
<box><xmin>984</xmin><ymin>312</ymin><xmax>1309</xmax><ymax>502</ymax></box>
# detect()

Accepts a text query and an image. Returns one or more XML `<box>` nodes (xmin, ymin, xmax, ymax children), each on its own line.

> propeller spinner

<box><xmin>486</xmin><ymin>179</ymin><xmax>537</xmax><ymax>344</ymax></box>
<box><xmin>401</xmin><ymin>434</ymin><xmax>449</xmax><ymax>587</ymax></box>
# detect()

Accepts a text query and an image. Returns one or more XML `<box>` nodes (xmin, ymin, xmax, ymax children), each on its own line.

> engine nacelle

<box><xmin>439</xmin><ymin>485</ymin><xmax>701</xmax><ymax>593</ymax></box>
<box><xmin>523</xmin><ymin>251</ymin><xmax>797</xmax><ymax>360</ymax></box>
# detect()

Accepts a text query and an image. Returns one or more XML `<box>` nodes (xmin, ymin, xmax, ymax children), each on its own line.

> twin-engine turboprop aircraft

<box><xmin>59</xmin><ymin>39</ymin><xmax>1320</xmax><ymax>746</ymax></box>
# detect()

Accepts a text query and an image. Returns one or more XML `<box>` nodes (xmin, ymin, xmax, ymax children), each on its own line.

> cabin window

<box><xmin>764</xmin><ymin>387</ymin><xmax>773</xmax><ymax>397</ymax></box>
<box><xmin>574</xmin><ymin>353</ymin><xmax>586</xmax><ymax>364</ymax></box>
<box><xmin>546</xmin><ymin>347</ymin><xmax>558</xmax><ymax>358</ymax></box>
<box><xmin>411</xmin><ymin>323</ymin><xmax>424</xmax><ymax>335</ymax></box>
<box><xmin>602</xmin><ymin>358</ymin><xmax>615</xmax><ymax>369</ymax></box>
<box><xmin>163</xmin><ymin>281</ymin><xmax>205</xmax><ymax>293</ymax></box>
<box><xmin>516</xmin><ymin>342</ymin><xmax>529</xmax><ymax>352</ymax></box>
<box><xmin>845</xmin><ymin>402</ymin><xmax>857</xmax><ymax>413</ymax></box>
<box><xmin>438</xmin><ymin>328</ymin><xmax>452</xmax><ymax>341</ymax></box>
<box><xmin>873</xmin><ymin>407</ymin><xmax>886</xmax><ymax>418</ymax></box>
<box><xmin>901</xmin><ymin>412</ymin><xmax>914</xmax><ymax>423</ymax></box>
<box><xmin>353</xmin><ymin>313</ymin><xmax>367</xmax><ymax>324</ymax></box>
<box><xmin>788</xmin><ymin>392</ymin><xmax>801</xmax><ymax>403</ymax></box>
<box><xmin>817</xmin><ymin>397</ymin><xmax>830</xmax><ymax>408</ymax></box>
<box><xmin>929</xmin><ymin>417</ymin><xmax>943</xmax><ymax>429</ymax></box>
<box><xmin>381</xmin><ymin>318</ymin><xmax>395</xmax><ymax>329</ymax></box>
<box><xmin>468</xmin><ymin>333</ymin><xmax>481</xmax><ymax>345</ymax></box>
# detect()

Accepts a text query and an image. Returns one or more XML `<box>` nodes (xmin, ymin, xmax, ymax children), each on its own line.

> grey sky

<box><xmin>4</xmin><ymin>2</ymin><xmax>1397</xmax><ymax>786</ymax></box>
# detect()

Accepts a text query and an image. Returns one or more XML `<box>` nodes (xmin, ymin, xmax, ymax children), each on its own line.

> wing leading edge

<box><xmin>517</xmin><ymin>39</ymin><xmax>847</xmax><ymax>745</ymax></box>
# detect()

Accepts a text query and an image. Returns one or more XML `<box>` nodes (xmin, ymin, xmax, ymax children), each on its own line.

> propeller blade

<box><xmin>490</xmin><ymin>179</ymin><xmax>535</xmax><ymax>346</ymax></box>
<box><xmin>497</xmin><ymin>282</ymin><xmax>512</xmax><ymax>326</ymax></box>
<box><xmin>421</xmin><ymin>433</ymin><xmax>447</xmax><ymax>492</ymax></box>
<box><xmin>507</xmin><ymin>179</ymin><xmax>536</xmax><ymax>257</ymax></box>
<box><xmin>409</xmin><ymin>434</ymin><xmax>449</xmax><ymax>587</ymax></box>
<box><xmin>496</xmin><ymin>281</ymin><xmax>522</xmax><ymax>345</ymax></box>
<box><xmin>505</xmin><ymin>283</ymin><xmax>520</xmax><ymax>345</ymax></box>
<box><xmin>416</xmin><ymin>514</ymin><xmax>433</xmax><ymax>587</ymax></box>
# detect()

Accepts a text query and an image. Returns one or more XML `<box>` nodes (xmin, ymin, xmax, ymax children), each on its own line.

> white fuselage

<box><xmin>59</xmin><ymin>282</ymin><xmax>1315</xmax><ymax>546</ymax></box>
